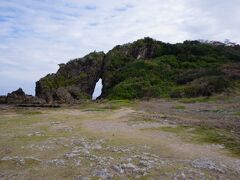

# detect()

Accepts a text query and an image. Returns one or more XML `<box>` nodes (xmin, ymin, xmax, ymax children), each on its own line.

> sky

<box><xmin>92</xmin><ymin>78</ymin><xmax>103</xmax><ymax>100</ymax></box>
<box><xmin>0</xmin><ymin>0</ymin><xmax>240</xmax><ymax>96</ymax></box>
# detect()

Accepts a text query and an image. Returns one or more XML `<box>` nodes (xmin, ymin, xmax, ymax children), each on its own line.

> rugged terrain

<box><xmin>0</xmin><ymin>95</ymin><xmax>239</xmax><ymax>179</ymax></box>
<box><xmin>35</xmin><ymin>37</ymin><xmax>240</xmax><ymax>103</ymax></box>
<box><xmin>1</xmin><ymin>37</ymin><xmax>240</xmax><ymax>179</ymax></box>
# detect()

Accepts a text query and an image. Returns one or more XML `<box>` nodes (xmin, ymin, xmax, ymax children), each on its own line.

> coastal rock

<box><xmin>36</xmin><ymin>52</ymin><xmax>105</xmax><ymax>103</ymax></box>
<box><xmin>0</xmin><ymin>96</ymin><xmax>6</xmax><ymax>104</ymax></box>
<box><xmin>5</xmin><ymin>88</ymin><xmax>46</xmax><ymax>104</ymax></box>
<box><xmin>6</xmin><ymin>88</ymin><xmax>26</xmax><ymax>104</ymax></box>
<box><xmin>34</xmin><ymin>37</ymin><xmax>240</xmax><ymax>102</ymax></box>
<box><xmin>192</xmin><ymin>158</ymin><xmax>225</xmax><ymax>173</ymax></box>
<box><xmin>92</xmin><ymin>169</ymin><xmax>112</xmax><ymax>179</ymax></box>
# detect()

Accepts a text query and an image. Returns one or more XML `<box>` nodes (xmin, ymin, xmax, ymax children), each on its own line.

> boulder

<box><xmin>54</xmin><ymin>87</ymin><xmax>74</xmax><ymax>104</ymax></box>
<box><xmin>6</xmin><ymin>88</ymin><xmax>46</xmax><ymax>104</ymax></box>
<box><xmin>6</xmin><ymin>88</ymin><xmax>26</xmax><ymax>104</ymax></box>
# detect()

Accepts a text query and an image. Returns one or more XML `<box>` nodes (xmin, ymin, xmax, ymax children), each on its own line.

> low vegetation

<box><xmin>173</xmin><ymin>105</ymin><xmax>186</xmax><ymax>110</ymax></box>
<box><xmin>104</xmin><ymin>38</ymin><xmax>240</xmax><ymax>100</ymax></box>
<box><xmin>145</xmin><ymin>125</ymin><xmax>240</xmax><ymax>156</ymax></box>
<box><xmin>35</xmin><ymin>38</ymin><xmax>240</xmax><ymax>103</ymax></box>
<box><xmin>0</xmin><ymin>97</ymin><xmax>239</xmax><ymax>179</ymax></box>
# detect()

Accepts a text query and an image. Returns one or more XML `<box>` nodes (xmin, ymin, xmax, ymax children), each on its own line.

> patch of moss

<box><xmin>173</xmin><ymin>105</ymin><xmax>186</xmax><ymax>110</ymax></box>
<box><xmin>179</xmin><ymin>97</ymin><xmax>212</xmax><ymax>103</ymax></box>
<box><xmin>16</xmin><ymin>110</ymin><xmax>42</xmax><ymax>115</ymax></box>
<box><xmin>103</xmin><ymin>100</ymin><xmax>133</xmax><ymax>109</ymax></box>
<box><xmin>103</xmin><ymin>39</ymin><xmax>240</xmax><ymax>100</ymax></box>
<box><xmin>83</xmin><ymin>108</ymin><xmax>106</xmax><ymax>112</ymax></box>
<box><xmin>235</xmin><ymin>112</ymin><xmax>240</xmax><ymax>117</ymax></box>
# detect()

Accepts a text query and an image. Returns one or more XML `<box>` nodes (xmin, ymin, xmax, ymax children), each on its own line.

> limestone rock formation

<box><xmin>35</xmin><ymin>37</ymin><xmax>240</xmax><ymax>103</ymax></box>
<box><xmin>0</xmin><ymin>96</ymin><xmax>6</xmax><ymax>104</ymax></box>
<box><xmin>101</xmin><ymin>38</ymin><xmax>160</xmax><ymax>97</ymax></box>
<box><xmin>5</xmin><ymin>88</ymin><xmax>46</xmax><ymax>104</ymax></box>
<box><xmin>36</xmin><ymin>52</ymin><xmax>105</xmax><ymax>103</ymax></box>
<box><xmin>6</xmin><ymin>88</ymin><xmax>26</xmax><ymax>104</ymax></box>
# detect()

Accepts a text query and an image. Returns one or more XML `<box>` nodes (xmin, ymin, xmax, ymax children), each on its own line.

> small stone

<box><xmin>143</xmin><ymin>172</ymin><xmax>148</xmax><ymax>176</ymax></box>
<box><xmin>48</xmin><ymin>159</ymin><xmax>65</xmax><ymax>167</ymax></box>
<box><xmin>82</xmin><ymin>149</ymin><xmax>90</xmax><ymax>155</ymax></box>
<box><xmin>27</xmin><ymin>131</ymin><xmax>44</xmax><ymax>137</ymax></box>
<box><xmin>92</xmin><ymin>144</ymin><xmax>102</xmax><ymax>150</ymax></box>
<box><xmin>64</xmin><ymin>152</ymin><xmax>80</xmax><ymax>159</ymax></box>
<box><xmin>51</xmin><ymin>121</ymin><xmax>62</xmax><ymax>125</ymax></box>
<box><xmin>74</xmin><ymin>159</ymin><xmax>81</xmax><ymax>166</ymax></box>
<box><xmin>126</xmin><ymin>158</ymin><xmax>132</xmax><ymax>162</ymax></box>
<box><xmin>139</xmin><ymin>160</ymin><xmax>148</xmax><ymax>167</ymax></box>
<box><xmin>181</xmin><ymin>172</ymin><xmax>186</xmax><ymax>178</ymax></box>
<box><xmin>76</xmin><ymin>176</ymin><xmax>90</xmax><ymax>180</ymax></box>
<box><xmin>92</xmin><ymin>169</ymin><xmax>112</xmax><ymax>179</ymax></box>
<box><xmin>192</xmin><ymin>159</ymin><xmax>224</xmax><ymax>173</ymax></box>
<box><xmin>112</xmin><ymin>165</ymin><xmax>124</xmax><ymax>174</ymax></box>
<box><xmin>122</xmin><ymin>163</ymin><xmax>137</xmax><ymax>169</ymax></box>
<box><xmin>1</xmin><ymin>156</ymin><xmax>25</xmax><ymax>166</ymax></box>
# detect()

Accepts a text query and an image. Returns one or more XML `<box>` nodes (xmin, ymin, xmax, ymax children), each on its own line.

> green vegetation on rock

<box><xmin>36</xmin><ymin>37</ymin><xmax>240</xmax><ymax>103</ymax></box>
<box><xmin>103</xmin><ymin>38</ymin><xmax>240</xmax><ymax>100</ymax></box>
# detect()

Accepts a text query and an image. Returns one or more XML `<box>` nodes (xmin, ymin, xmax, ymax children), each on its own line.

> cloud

<box><xmin>0</xmin><ymin>0</ymin><xmax>240</xmax><ymax>95</ymax></box>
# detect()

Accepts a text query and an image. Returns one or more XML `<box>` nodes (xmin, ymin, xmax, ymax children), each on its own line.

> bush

<box><xmin>170</xmin><ymin>76</ymin><xmax>230</xmax><ymax>98</ymax></box>
<box><xmin>102</xmin><ymin>38</ymin><xmax>238</xmax><ymax>99</ymax></box>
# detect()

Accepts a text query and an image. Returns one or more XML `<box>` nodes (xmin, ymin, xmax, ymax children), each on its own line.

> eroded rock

<box><xmin>36</xmin><ymin>52</ymin><xmax>105</xmax><ymax>103</ymax></box>
<box><xmin>4</xmin><ymin>88</ymin><xmax>46</xmax><ymax>104</ymax></box>
<box><xmin>1</xmin><ymin>156</ymin><xmax>42</xmax><ymax>166</ymax></box>
<box><xmin>92</xmin><ymin>168</ymin><xmax>113</xmax><ymax>179</ymax></box>
<box><xmin>192</xmin><ymin>158</ymin><xmax>225</xmax><ymax>173</ymax></box>
<box><xmin>47</xmin><ymin>159</ymin><xmax>66</xmax><ymax>167</ymax></box>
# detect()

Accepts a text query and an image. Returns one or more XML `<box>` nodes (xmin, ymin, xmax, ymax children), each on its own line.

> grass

<box><xmin>178</xmin><ymin>94</ymin><xmax>235</xmax><ymax>104</ymax></box>
<box><xmin>102</xmin><ymin>99</ymin><xmax>133</xmax><ymax>109</ymax></box>
<box><xmin>16</xmin><ymin>110</ymin><xmax>42</xmax><ymax>115</ymax></box>
<box><xmin>173</xmin><ymin>105</ymin><xmax>186</xmax><ymax>110</ymax></box>
<box><xmin>144</xmin><ymin>125</ymin><xmax>240</xmax><ymax>156</ymax></box>
<box><xmin>81</xmin><ymin>99</ymin><xmax>133</xmax><ymax>111</ymax></box>
<box><xmin>83</xmin><ymin>108</ymin><xmax>106</xmax><ymax>112</ymax></box>
<box><xmin>235</xmin><ymin>112</ymin><xmax>240</xmax><ymax>117</ymax></box>
<box><xmin>179</xmin><ymin>97</ymin><xmax>212</xmax><ymax>103</ymax></box>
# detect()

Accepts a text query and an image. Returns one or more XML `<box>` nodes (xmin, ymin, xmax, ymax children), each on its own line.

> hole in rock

<box><xmin>92</xmin><ymin>78</ymin><xmax>103</xmax><ymax>100</ymax></box>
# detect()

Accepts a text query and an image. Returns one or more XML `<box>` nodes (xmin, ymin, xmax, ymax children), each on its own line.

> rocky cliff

<box><xmin>36</xmin><ymin>37</ymin><xmax>240</xmax><ymax>103</ymax></box>
<box><xmin>2</xmin><ymin>88</ymin><xmax>46</xmax><ymax>104</ymax></box>
<box><xmin>36</xmin><ymin>52</ymin><xmax>105</xmax><ymax>103</ymax></box>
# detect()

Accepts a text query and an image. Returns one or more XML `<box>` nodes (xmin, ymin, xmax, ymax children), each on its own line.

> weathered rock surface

<box><xmin>192</xmin><ymin>158</ymin><xmax>225</xmax><ymax>173</ymax></box>
<box><xmin>34</xmin><ymin>37</ymin><xmax>240</xmax><ymax>103</ymax></box>
<box><xmin>0</xmin><ymin>96</ymin><xmax>6</xmax><ymax>104</ymax></box>
<box><xmin>36</xmin><ymin>52</ymin><xmax>105</xmax><ymax>103</ymax></box>
<box><xmin>5</xmin><ymin>88</ymin><xmax>46</xmax><ymax>104</ymax></box>
<box><xmin>6</xmin><ymin>88</ymin><xmax>26</xmax><ymax>104</ymax></box>
<box><xmin>35</xmin><ymin>38</ymin><xmax>162</xmax><ymax>103</ymax></box>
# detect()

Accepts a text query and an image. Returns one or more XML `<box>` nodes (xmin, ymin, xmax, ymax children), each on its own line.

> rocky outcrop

<box><xmin>35</xmin><ymin>38</ymin><xmax>162</xmax><ymax>103</ymax></box>
<box><xmin>101</xmin><ymin>37</ymin><xmax>159</xmax><ymax>97</ymax></box>
<box><xmin>36</xmin><ymin>52</ymin><xmax>105</xmax><ymax>103</ymax></box>
<box><xmin>0</xmin><ymin>96</ymin><xmax>6</xmax><ymax>104</ymax></box>
<box><xmin>5</xmin><ymin>88</ymin><xmax>46</xmax><ymax>104</ymax></box>
<box><xmin>35</xmin><ymin>37</ymin><xmax>240</xmax><ymax>102</ymax></box>
<box><xmin>6</xmin><ymin>88</ymin><xmax>26</xmax><ymax>104</ymax></box>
